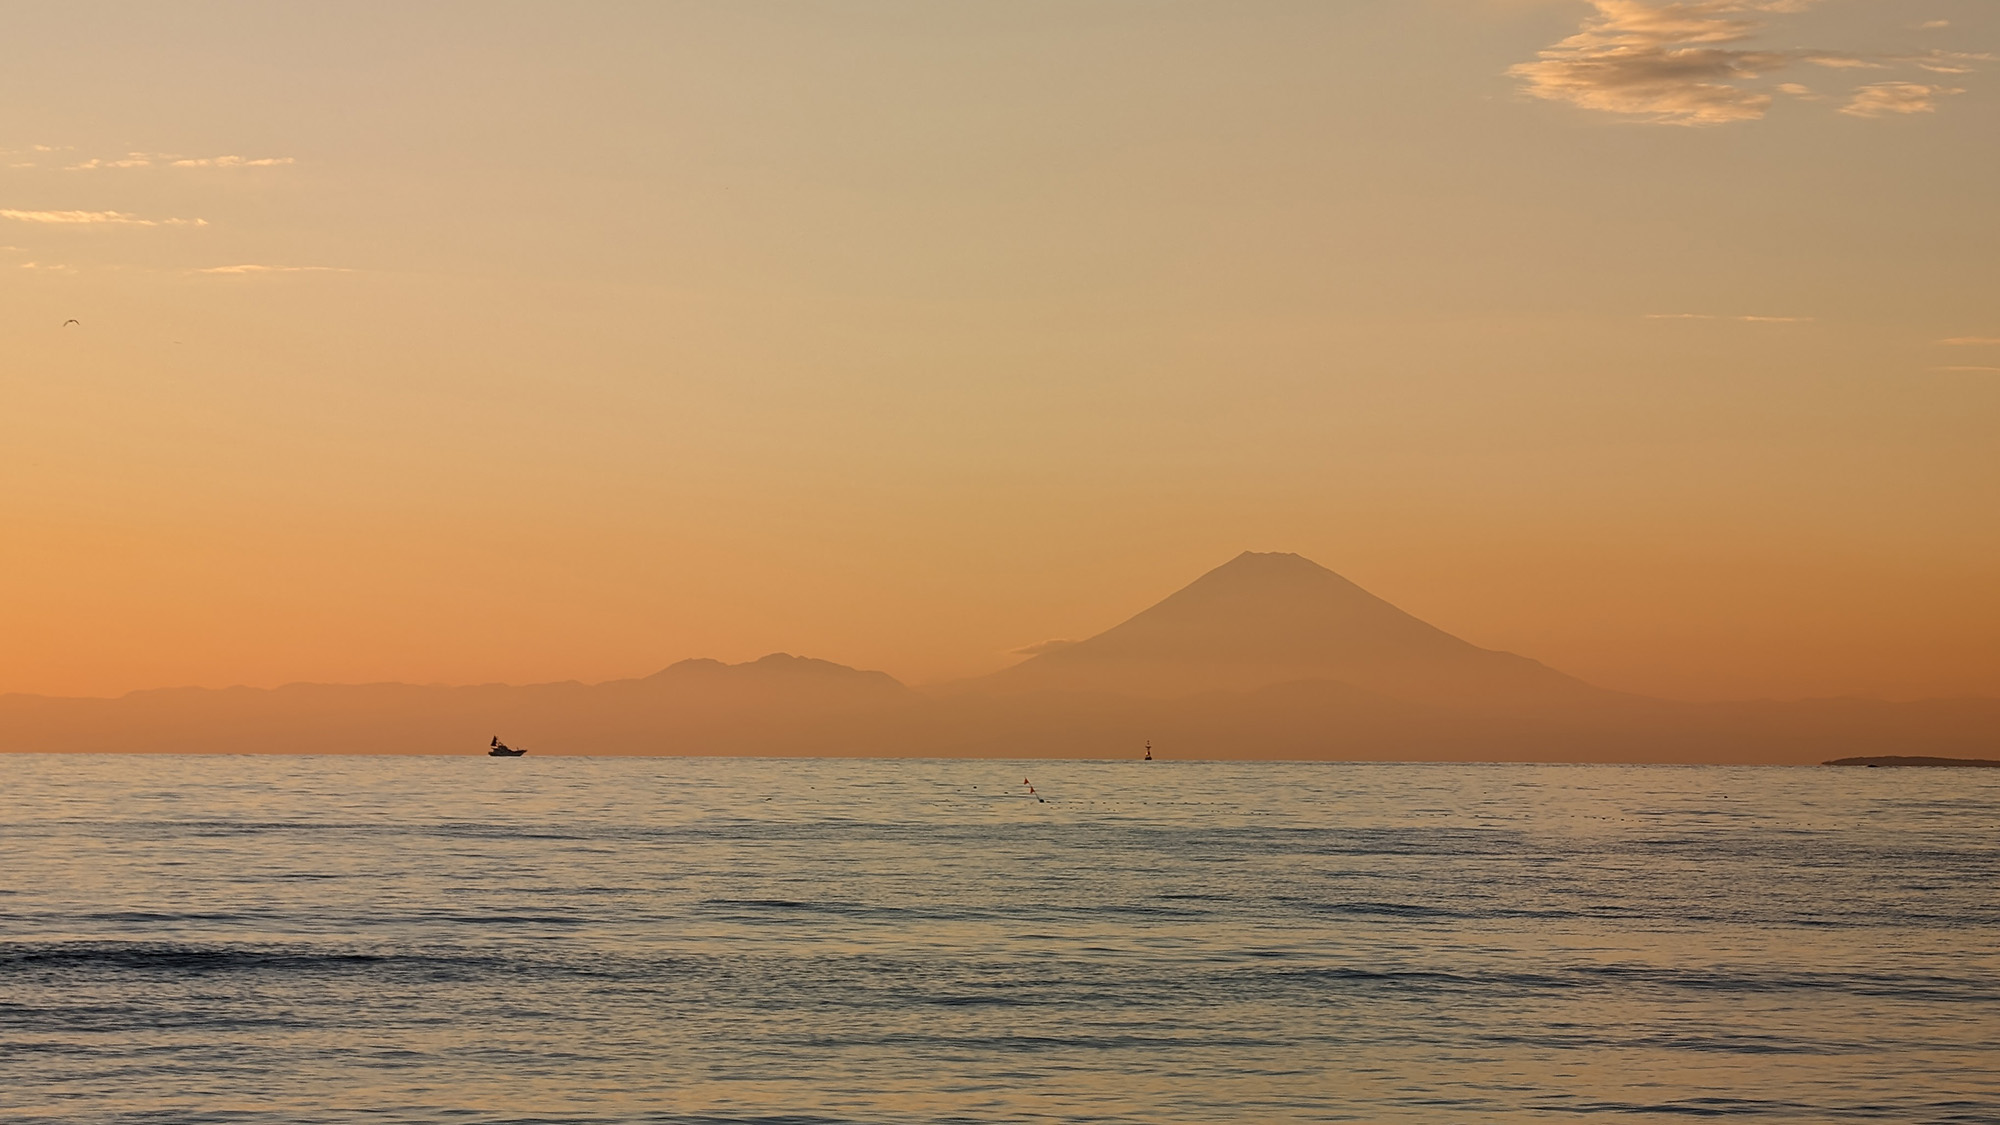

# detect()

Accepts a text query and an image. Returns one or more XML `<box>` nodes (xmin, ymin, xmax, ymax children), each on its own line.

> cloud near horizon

<box><xmin>0</xmin><ymin>208</ymin><xmax>207</xmax><ymax>227</ymax></box>
<box><xmin>1939</xmin><ymin>337</ymin><xmax>2000</xmax><ymax>346</ymax></box>
<box><xmin>1511</xmin><ymin>1</ymin><xmax>1986</xmax><ymax>125</ymax></box>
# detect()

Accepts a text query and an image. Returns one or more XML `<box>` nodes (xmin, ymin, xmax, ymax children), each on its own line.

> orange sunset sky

<box><xmin>4</xmin><ymin>1</ymin><xmax>1997</xmax><ymax>704</ymax></box>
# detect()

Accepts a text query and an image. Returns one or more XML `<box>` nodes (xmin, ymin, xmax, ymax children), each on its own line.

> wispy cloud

<box><xmin>1</xmin><ymin>208</ymin><xmax>209</xmax><ymax>227</ymax></box>
<box><xmin>1646</xmin><ymin>312</ymin><xmax>1814</xmax><ymax>323</ymax></box>
<box><xmin>1841</xmin><ymin>81</ymin><xmax>1961</xmax><ymax>116</ymax></box>
<box><xmin>1511</xmin><ymin>1</ymin><xmax>1988</xmax><ymax>125</ymax></box>
<box><xmin>63</xmin><ymin>153</ymin><xmax>294</xmax><ymax>171</ymax></box>
<box><xmin>194</xmin><ymin>264</ymin><xmax>348</xmax><ymax>275</ymax></box>
<box><xmin>1802</xmin><ymin>53</ymin><xmax>1884</xmax><ymax>70</ymax></box>
<box><xmin>0</xmin><ymin>208</ymin><xmax>207</xmax><ymax>227</ymax></box>
<box><xmin>171</xmin><ymin>155</ymin><xmax>293</xmax><ymax>168</ymax></box>
<box><xmin>1939</xmin><ymin>336</ymin><xmax>2000</xmax><ymax>346</ymax></box>
<box><xmin>64</xmin><ymin>155</ymin><xmax>156</xmax><ymax>171</ymax></box>
<box><xmin>1910</xmin><ymin>50</ymin><xmax>1993</xmax><ymax>75</ymax></box>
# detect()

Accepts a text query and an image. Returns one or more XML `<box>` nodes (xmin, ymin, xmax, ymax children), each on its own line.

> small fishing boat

<box><xmin>488</xmin><ymin>737</ymin><xmax>527</xmax><ymax>757</ymax></box>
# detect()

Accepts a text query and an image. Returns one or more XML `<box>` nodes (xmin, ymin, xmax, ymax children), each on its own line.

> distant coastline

<box><xmin>1824</xmin><ymin>756</ymin><xmax>2000</xmax><ymax>768</ymax></box>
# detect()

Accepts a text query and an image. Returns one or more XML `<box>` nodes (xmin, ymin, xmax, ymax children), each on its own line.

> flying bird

<box><xmin>62</xmin><ymin>318</ymin><xmax>79</xmax><ymax>327</ymax></box>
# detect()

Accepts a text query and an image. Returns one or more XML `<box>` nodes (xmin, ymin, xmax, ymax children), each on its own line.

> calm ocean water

<box><xmin>2</xmin><ymin>754</ymin><xmax>1997</xmax><ymax>1124</ymax></box>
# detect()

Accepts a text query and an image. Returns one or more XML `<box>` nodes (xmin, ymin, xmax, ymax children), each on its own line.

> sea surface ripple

<box><xmin>2</xmin><ymin>755</ymin><xmax>1997</xmax><ymax>1123</ymax></box>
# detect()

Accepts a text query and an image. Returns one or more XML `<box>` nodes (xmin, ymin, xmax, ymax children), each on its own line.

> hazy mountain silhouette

<box><xmin>1</xmin><ymin>655</ymin><xmax>909</xmax><ymax>757</ymax></box>
<box><xmin>632</xmin><ymin>653</ymin><xmax>905</xmax><ymax>700</ymax></box>
<box><xmin>3</xmin><ymin>552</ymin><xmax>1996</xmax><ymax>762</ymax></box>
<box><xmin>979</xmin><ymin>551</ymin><xmax>1605</xmax><ymax>707</ymax></box>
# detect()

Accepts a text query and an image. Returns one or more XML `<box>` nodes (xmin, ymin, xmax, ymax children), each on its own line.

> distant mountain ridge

<box><xmin>644</xmin><ymin>653</ymin><xmax>903</xmax><ymax>687</ymax></box>
<box><xmin>3</xmin><ymin>551</ymin><xmax>1996</xmax><ymax>762</ymax></box>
